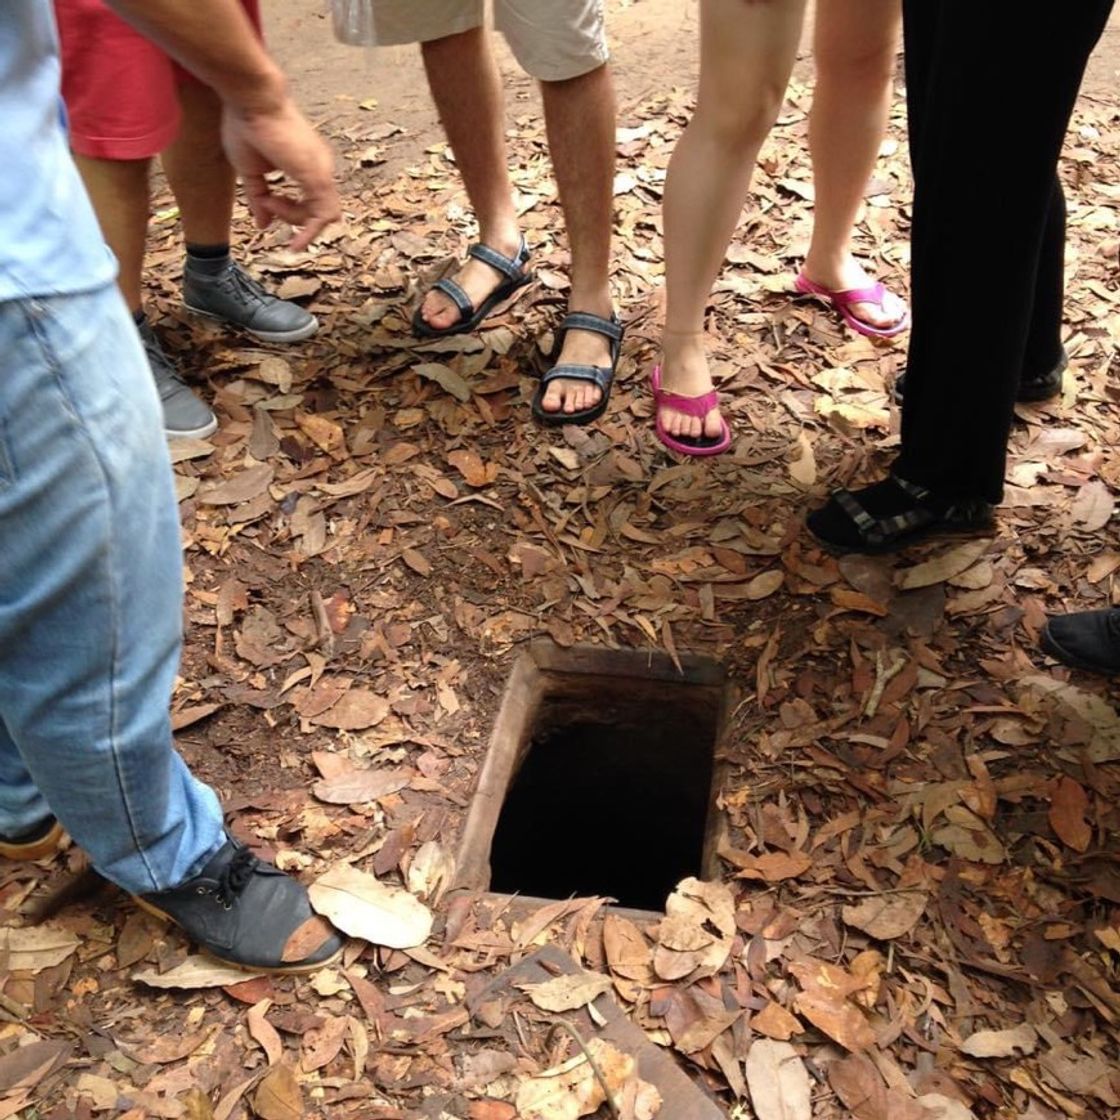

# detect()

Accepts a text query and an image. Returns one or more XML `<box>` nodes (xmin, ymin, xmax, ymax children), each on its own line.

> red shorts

<box><xmin>55</xmin><ymin>0</ymin><xmax>262</xmax><ymax>161</ymax></box>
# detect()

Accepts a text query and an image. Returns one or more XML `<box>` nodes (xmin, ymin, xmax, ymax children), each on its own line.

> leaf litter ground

<box><xmin>3</xmin><ymin>15</ymin><xmax>1120</xmax><ymax>1120</ymax></box>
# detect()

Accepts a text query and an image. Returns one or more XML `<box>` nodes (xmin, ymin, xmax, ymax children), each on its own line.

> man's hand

<box><xmin>106</xmin><ymin>0</ymin><xmax>340</xmax><ymax>250</ymax></box>
<box><xmin>221</xmin><ymin>98</ymin><xmax>340</xmax><ymax>253</ymax></box>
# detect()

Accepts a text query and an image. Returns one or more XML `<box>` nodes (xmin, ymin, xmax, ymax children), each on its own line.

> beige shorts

<box><xmin>369</xmin><ymin>0</ymin><xmax>608</xmax><ymax>81</ymax></box>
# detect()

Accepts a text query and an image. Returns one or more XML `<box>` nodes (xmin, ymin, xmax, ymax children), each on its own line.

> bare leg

<box><xmin>160</xmin><ymin>80</ymin><xmax>236</xmax><ymax>247</ymax></box>
<box><xmin>73</xmin><ymin>155</ymin><xmax>152</xmax><ymax>315</ymax></box>
<box><xmin>802</xmin><ymin>0</ymin><xmax>904</xmax><ymax>328</ymax></box>
<box><xmin>538</xmin><ymin>63</ymin><xmax>617</xmax><ymax>416</ymax></box>
<box><xmin>660</xmin><ymin>0</ymin><xmax>806</xmax><ymax>442</ymax></box>
<box><xmin>418</xmin><ymin>28</ymin><xmax>522</xmax><ymax>331</ymax></box>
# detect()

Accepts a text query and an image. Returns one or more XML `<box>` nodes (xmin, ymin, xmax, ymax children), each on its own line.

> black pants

<box><xmin>896</xmin><ymin>0</ymin><xmax>1113</xmax><ymax>504</ymax></box>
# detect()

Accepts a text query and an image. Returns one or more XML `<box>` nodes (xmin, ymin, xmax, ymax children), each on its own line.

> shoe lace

<box><xmin>213</xmin><ymin>846</ymin><xmax>259</xmax><ymax>909</ymax></box>
<box><xmin>216</xmin><ymin>264</ymin><xmax>270</xmax><ymax>310</ymax></box>
<box><xmin>139</xmin><ymin>325</ymin><xmax>189</xmax><ymax>398</ymax></box>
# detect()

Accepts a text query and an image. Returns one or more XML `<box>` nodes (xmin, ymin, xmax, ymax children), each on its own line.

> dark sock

<box><xmin>186</xmin><ymin>243</ymin><xmax>232</xmax><ymax>275</ymax></box>
<box><xmin>1</xmin><ymin>815</ymin><xmax>56</xmax><ymax>844</ymax></box>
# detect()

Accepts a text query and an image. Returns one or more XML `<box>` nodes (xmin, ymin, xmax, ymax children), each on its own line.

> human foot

<box><xmin>418</xmin><ymin>233</ymin><xmax>529</xmax><ymax>334</ymax></box>
<box><xmin>537</xmin><ymin>298</ymin><xmax>620</xmax><ymax>418</ymax></box>
<box><xmin>136</xmin><ymin>837</ymin><xmax>344</xmax><ymax>974</ymax></box>
<box><xmin>532</xmin><ymin>310</ymin><xmax>623</xmax><ymax>426</ymax></box>
<box><xmin>655</xmin><ymin>331</ymin><xmax>726</xmax><ymax>443</ymax></box>
<box><xmin>797</xmin><ymin>255</ymin><xmax>908</xmax><ymax>336</ymax></box>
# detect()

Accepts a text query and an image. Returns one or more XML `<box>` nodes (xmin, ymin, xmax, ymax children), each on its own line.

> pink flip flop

<box><xmin>651</xmin><ymin>365</ymin><xmax>732</xmax><ymax>458</ymax></box>
<box><xmin>794</xmin><ymin>272</ymin><xmax>910</xmax><ymax>339</ymax></box>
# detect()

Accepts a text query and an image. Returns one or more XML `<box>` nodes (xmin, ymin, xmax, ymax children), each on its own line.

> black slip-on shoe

<box><xmin>136</xmin><ymin>838</ymin><xmax>344</xmax><ymax>974</ymax></box>
<box><xmin>1041</xmin><ymin>607</ymin><xmax>1120</xmax><ymax>675</ymax></box>
<box><xmin>894</xmin><ymin>349</ymin><xmax>1068</xmax><ymax>406</ymax></box>
<box><xmin>0</xmin><ymin>815</ymin><xmax>65</xmax><ymax>860</ymax></box>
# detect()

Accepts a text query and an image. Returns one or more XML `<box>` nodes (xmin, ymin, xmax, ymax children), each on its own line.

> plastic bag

<box><xmin>330</xmin><ymin>0</ymin><xmax>378</xmax><ymax>45</ymax></box>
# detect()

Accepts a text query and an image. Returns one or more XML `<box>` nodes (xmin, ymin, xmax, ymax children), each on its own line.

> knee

<box><xmin>693</xmin><ymin>84</ymin><xmax>785</xmax><ymax>155</ymax></box>
<box><xmin>815</xmin><ymin>41</ymin><xmax>897</xmax><ymax>93</ymax></box>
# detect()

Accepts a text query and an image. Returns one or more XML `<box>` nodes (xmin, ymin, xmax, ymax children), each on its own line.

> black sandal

<box><xmin>531</xmin><ymin>311</ymin><xmax>624</xmax><ymax>427</ymax></box>
<box><xmin>807</xmin><ymin>475</ymin><xmax>994</xmax><ymax>555</ymax></box>
<box><xmin>411</xmin><ymin>238</ymin><xmax>533</xmax><ymax>340</ymax></box>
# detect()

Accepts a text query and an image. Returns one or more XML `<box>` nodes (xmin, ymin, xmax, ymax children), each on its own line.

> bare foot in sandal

<box><xmin>657</xmin><ymin>330</ymin><xmax>726</xmax><ymax>443</ymax></box>
<box><xmin>418</xmin><ymin>228</ymin><xmax>526</xmax><ymax>333</ymax></box>
<box><xmin>798</xmin><ymin>253</ymin><xmax>908</xmax><ymax>334</ymax></box>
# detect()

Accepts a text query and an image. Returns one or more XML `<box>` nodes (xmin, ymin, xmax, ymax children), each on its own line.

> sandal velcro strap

<box><xmin>431</xmin><ymin>277</ymin><xmax>474</xmax><ymax>320</ymax></box>
<box><xmin>540</xmin><ymin>363</ymin><xmax>614</xmax><ymax>395</ymax></box>
<box><xmin>468</xmin><ymin>238</ymin><xmax>530</xmax><ymax>282</ymax></box>
<box><xmin>556</xmin><ymin>311</ymin><xmax>624</xmax><ymax>344</ymax></box>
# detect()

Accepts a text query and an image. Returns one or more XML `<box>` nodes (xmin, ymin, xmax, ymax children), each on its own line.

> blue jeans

<box><xmin>0</xmin><ymin>285</ymin><xmax>225</xmax><ymax>894</ymax></box>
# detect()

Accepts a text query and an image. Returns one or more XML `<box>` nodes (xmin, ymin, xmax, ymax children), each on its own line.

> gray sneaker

<box><xmin>183</xmin><ymin>259</ymin><xmax>319</xmax><ymax>343</ymax></box>
<box><xmin>138</xmin><ymin>319</ymin><xmax>218</xmax><ymax>440</ymax></box>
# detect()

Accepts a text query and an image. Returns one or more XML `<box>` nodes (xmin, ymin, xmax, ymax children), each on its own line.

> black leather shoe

<box><xmin>0</xmin><ymin>815</ymin><xmax>65</xmax><ymax>860</ymax></box>
<box><xmin>136</xmin><ymin>838</ymin><xmax>344</xmax><ymax>973</ymax></box>
<box><xmin>894</xmin><ymin>349</ymin><xmax>1067</xmax><ymax>405</ymax></box>
<box><xmin>1041</xmin><ymin>607</ymin><xmax>1120</xmax><ymax>675</ymax></box>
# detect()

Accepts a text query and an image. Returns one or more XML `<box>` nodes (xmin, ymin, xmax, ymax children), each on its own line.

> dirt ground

<box><xmin>3</xmin><ymin>5</ymin><xmax>1120</xmax><ymax>1120</ymax></box>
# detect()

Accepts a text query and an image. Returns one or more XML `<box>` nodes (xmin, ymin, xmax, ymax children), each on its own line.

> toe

<box><xmin>423</xmin><ymin>293</ymin><xmax>457</xmax><ymax>329</ymax></box>
<box><xmin>542</xmin><ymin>382</ymin><xmax>563</xmax><ymax>413</ymax></box>
<box><xmin>704</xmin><ymin>409</ymin><xmax>724</xmax><ymax>440</ymax></box>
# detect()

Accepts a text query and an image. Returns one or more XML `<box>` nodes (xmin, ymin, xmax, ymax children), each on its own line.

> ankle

<box><xmin>568</xmin><ymin>283</ymin><xmax>612</xmax><ymax>319</ymax></box>
<box><xmin>477</xmin><ymin>219</ymin><xmax>521</xmax><ymax>258</ymax></box>
<box><xmin>802</xmin><ymin>247</ymin><xmax>852</xmax><ymax>281</ymax></box>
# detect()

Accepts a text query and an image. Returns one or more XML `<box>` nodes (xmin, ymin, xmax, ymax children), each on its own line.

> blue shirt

<box><xmin>0</xmin><ymin>1</ymin><xmax>116</xmax><ymax>302</ymax></box>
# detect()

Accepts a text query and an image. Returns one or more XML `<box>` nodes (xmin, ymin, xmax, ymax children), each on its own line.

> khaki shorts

<box><xmin>370</xmin><ymin>0</ymin><xmax>608</xmax><ymax>81</ymax></box>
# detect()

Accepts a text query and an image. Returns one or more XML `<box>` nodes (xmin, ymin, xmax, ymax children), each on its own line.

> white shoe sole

<box><xmin>183</xmin><ymin>302</ymin><xmax>320</xmax><ymax>344</ymax></box>
<box><xmin>166</xmin><ymin>415</ymin><xmax>219</xmax><ymax>441</ymax></box>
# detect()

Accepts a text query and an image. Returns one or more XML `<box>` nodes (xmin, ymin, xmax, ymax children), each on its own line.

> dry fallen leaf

<box><xmin>842</xmin><ymin>892</ymin><xmax>927</xmax><ymax>940</ymax></box>
<box><xmin>895</xmin><ymin>539</ymin><xmax>991</xmax><ymax>590</ymax></box>
<box><xmin>516</xmin><ymin>970</ymin><xmax>613</xmax><ymax>1013</ymax></box>
<box><xmin>309</xmin><ymin>689</ymin><xmax>390</xmax><ymax>731</ymax></box>
<box><xmin>247</xmin><ymin>999</ymin><xmax>284</xmax><ymax>1066</ymax></box>
<box><xmin>1049</xmin><ymin>776</ymin><xmax>1092</xmax><ymax>852</ymax></box>
<box><xmin>133</xmin><ymin>957</ymin><xmax>249</xmax><ymax>989</ymax></box>
<box><xmin>603</xmin><ymin>914</ymin><xmax>654</xmax><ymax>982</ymax></box>
<box><xmin>309</xmin><ymin>863</ymin><xmax>433</xmax><ymax>949</ymax></box>
<box><xmin>253</xmin><ymin>1063</ymin><xmax>303</xmax><ymax>1120</ymax></box>
<box><xmin>959</xmin><ymin>1024</ymin><xmax>1038</xmax><ymax>1059</ymax></box>
<box><xmin>728</xmin><ymin>849</ymin><xmax>813</xmax><ymax>883</ymax></box>
<box><xmin>515</xmin><ymin>1038</ymin><xmax>653</xmax><ymax>1120</ymax></box>
<box><xmin>654</xmin><ymin>877</ymin><xmax>736</xmax><ymax>980</ymax></box>
<box><xmin>752</xmin><ymin>1001</ymin><xmax>804</xmax><ymax>1041</ymax></box>
<box><xmin>744</xmin><ymin>1039</ymin><xmax>812</xmax><ymax>1120</ymax></box>
<box><xmin>0</xmin><ymin>926</ymin><xmax>80</xmax><ymax>972</ymax></box>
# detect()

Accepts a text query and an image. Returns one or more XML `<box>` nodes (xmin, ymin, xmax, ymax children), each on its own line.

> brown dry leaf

<box><xmin>793</xmin><ymin>990</ymin><xmax>876</xmax><ymax>1053</ymax></box>
<box><xmin>309</xmin><ymin>863</ymin><xmax>432</xmax><ymax>949</ymax></box>
<box><xmin>415</xmin><ymin>362</ymin><xmax>472</xmax><ymax>402</ymax></box>
<box><xmin>729</xmin><ymin>849</ymin><xmax>813</xmax><ymax>883</ymax></box>
<box><xmin>959</xmin><ymin>1024</ymin><xmax>1038</xmax><ymax>1058</ymax></box>
<box><xmin>744</xmin><ymin>1039</ymin><xmax>812</xmax><ymax>1120</ymax></box>
<box><xmin>516</xmin><ymin>970</ymin><xmax>613</xmax><ymax>1013</ymax></box>
<box><xmin>197</xmin><ymin>463</ymin><xmax>274</xmax><ymax>506</ymax></box>
<box><xmin>281</xmin><ymin>915</ymin><xmax>338</xmax><ymax>963</ymax></box>
<box><xmin>252</xmin><ymin>1063</ymin><xmax>302</xmax><ymax>1120</ymax></box>
<box><xmin>895</xmin><ymin>540</ymin><xmax>991</xmax><ymax>590</ymax></box>
<box><xmin>0</xmin><ymin>926</ymin><xmax>80</xmax><ymax>972</ymax></box>
<box><xmin>1070</xmin><ymin>479</ymin><xmax>1114</xmax><ymax>531</ymax></box>
<box><xmin>309</xmin><ymin>689</ymin><xmax>390</xmax><ymax>731</ymax></box>
<box><xmin>295</xmin><ymin>412</ymin><xmax>345</xmax><ymax>453</ymax></box>
<box><xmin>515</xmin><ymin>1038</ymin><xmax>643</xmax><ymax>1120</ymax></box>
<box><xmin>448</xmin><ymin>448</ymin><xmax>492</xmax><ymax>487</ymax></box>
<box><xmin>654</xmin><ymin>877</ymin><xmax>736</xmax><ymax>981</ymax></box>
<box><xmin>828</xmin><ymin>1054</ymin><xmax>888</xmax><ymax>1120</ymax></box>
<box><xmin>312</xmin><ymin>767</ymin><xmax>410</xmax><ymax>804</ymax></box>
<box><xmin>753</xmin><ymin>1001</ymin><xmax>803</xmax><ymax>1041</ymax></box>
<box><xmin>603</xmin><ymin>914</ymin><xmax>654</xmax><ymax>982</ymax></box>
<box><xmin>406</xmin><ymin>839</ymin><xmax>455</xmax><ymax>903</ymax></box>
<box><xmin>842</xmin><ymin>892</ymin><xmax>927</xmax><ymax>940</ymax></box>
<box><xmin>133</xmin><ymin>957</ymin><xmax>249</xmax><ymax>989</ymax></box>
<box><xmin>0</xmin><ymin>1040</ymin><xmax>71</xmax><ymax>1096</ymax></box>
<box><xmin>301</xmin><ymin>1013</ymin><xmax>349</xmax><ymax>1073</ymax></box>
<box><xmin>401</xmin><ymin>547</ymin><xmax>432</xmax><ymax>576</ymax></box>
<box><xmin>830</xmin><ymin>587</ymin><xmax>890</xmax><ymax>616</ymax></box>
<box><xmin>1049</xmin><ymin>776</ymin><xmax>1092</xmax><ymax>852</ymax></box>
<box><xmin>247</xmin><ymin>999</ymin><xmax>284</xmax><ymax>1066</ymax></box>
<box><xmin>256</xmin><ymin>355</ymin><xmax>293</xmax><ymax>392</ymax></box>
<box><xmin>745</xmin><ymin>570</ymin><xmax>785</xmax><ymax>600</ymax></box>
